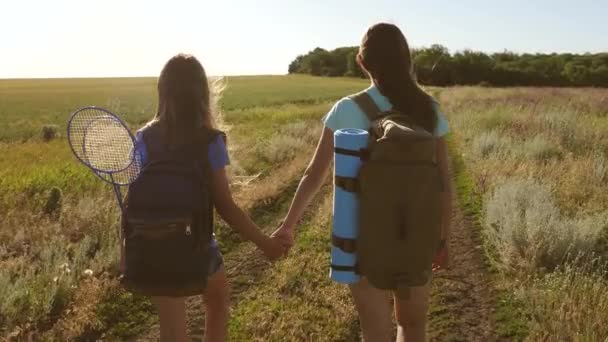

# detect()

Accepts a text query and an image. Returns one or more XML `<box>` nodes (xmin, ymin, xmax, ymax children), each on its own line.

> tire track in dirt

<box><xmin>427</xmin><ymin>168</ymin><xmax>502</xmax><ymax>341</ymax></box>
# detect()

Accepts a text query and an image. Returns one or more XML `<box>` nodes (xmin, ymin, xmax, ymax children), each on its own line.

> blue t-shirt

<box><xmin>135</xmin><ymin>131</ymin><xmax>230</xmax><ymax>171</ymax></box>
<box><xmin>323</xmin><ymin>84</ymin><xmax>449</xmax><ymax>137</ymax></box>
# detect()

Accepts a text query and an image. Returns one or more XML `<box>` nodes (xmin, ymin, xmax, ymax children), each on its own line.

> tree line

<box><xmin>288</xmin><ymin>45</ymin><xmax>608</xmax><ymax>87</ymax></box>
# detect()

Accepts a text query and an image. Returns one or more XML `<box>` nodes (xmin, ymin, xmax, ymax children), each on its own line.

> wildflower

<box><xmin>83</xmin><ymin>269</ymin><xmax>93</xmax><ymax>276</ymax></box>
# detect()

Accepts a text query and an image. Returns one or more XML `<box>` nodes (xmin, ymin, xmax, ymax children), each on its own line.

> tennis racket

<box><xmin>67</xmin><ymin>106</ymin><xmax>142</xmax><ymax>212</ymax></box>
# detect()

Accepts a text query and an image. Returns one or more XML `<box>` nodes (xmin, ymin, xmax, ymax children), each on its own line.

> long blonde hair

<box><xmin>150</xmin><ymin>53</ymin><xmax>223</xmax><ymax>146</ymax></box>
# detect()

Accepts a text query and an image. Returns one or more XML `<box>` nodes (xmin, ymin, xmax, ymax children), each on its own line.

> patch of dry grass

<box><xmin>443</xmin><ymin>86</ymin><xmax>608</xmax><ymax>340</ymax></box>
<box><xmin>522</xmin><ymin>263</ymin><xmax>608</xmax><ymax>341</ymax></box>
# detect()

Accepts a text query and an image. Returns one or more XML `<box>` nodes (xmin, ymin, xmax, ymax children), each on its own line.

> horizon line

<box><xmin>0</xmin><ymin>73</ymin><xmax>288</xmax><ymax>81</ymax></box>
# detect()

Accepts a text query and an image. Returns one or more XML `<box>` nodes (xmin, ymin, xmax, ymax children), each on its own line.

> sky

<box><xmin>1</xmin><ymin>0</ymin><xmax>606</xmax><ymax>78</ymax></box>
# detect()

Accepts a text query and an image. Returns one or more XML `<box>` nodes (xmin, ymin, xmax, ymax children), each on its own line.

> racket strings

<box><xmin>84</xmin><ymin>117</ymin><xmax>133</xmax><ymax>172</ymax></box>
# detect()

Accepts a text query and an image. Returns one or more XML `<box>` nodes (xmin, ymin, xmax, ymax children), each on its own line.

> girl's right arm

<box><xmin>212</xmin><ymin>167</ymin><xmax>286</xmax><ymax>260</ymax></box>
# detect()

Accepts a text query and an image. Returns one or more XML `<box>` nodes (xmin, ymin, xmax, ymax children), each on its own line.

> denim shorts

<box><xmin>208</xmin><ymin>238</ymin><xmax>224</xmax><ymax>277</ymax></box>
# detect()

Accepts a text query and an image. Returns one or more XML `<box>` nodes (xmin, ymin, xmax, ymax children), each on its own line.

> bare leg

<box><xmin>202</xmin><ymin>267</ymin><xmax>230</xmax><ymax>342</ymax></box>
<box><xmin>349</xmin><ymin>277</ymin><xmax>394</xmax><ymax>342</ymax></box>
<box><xmin>394</xmin><ymin>281</ymin><xmax>431</xmax><ymax>342</ymax></box>
<box><xmin>152</xmin><ymin>296</ymin><xmax>189</xmax><ymax>342</ymax></box>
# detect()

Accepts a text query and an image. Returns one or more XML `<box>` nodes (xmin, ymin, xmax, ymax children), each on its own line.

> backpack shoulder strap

<box><xmin>349</xmin><ymin>91</ymin><xmax>382</xmax><ymax>122</ymax></box>
<box><xmin>207</xmin><ymin>129</ymin><xmax>226</xmax><ymax>145</ymax></box>
<box><xmin>195</xmin><ymin>128</ymin><xmax>227</xmax><ymax>181</ymax></box>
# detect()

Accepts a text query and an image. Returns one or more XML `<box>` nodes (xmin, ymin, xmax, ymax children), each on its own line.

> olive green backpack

<box><xmin>333</xmin><ymin>91</ymin><xmax>443</xmax><ymax>299</ymax></box>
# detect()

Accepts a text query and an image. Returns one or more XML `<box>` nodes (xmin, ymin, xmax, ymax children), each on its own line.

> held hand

<box><xmin>432</xmin><ymin>240</ymin><xmax>449</xmax><ymax>272</ymax></box>
<box><xmin>260</xmin><ymin>235</ymin><xmax>288</xmax><ymax>261</ymax></box>
<box><xmin>271</xmin><ymin>223</ymin><xmax>295</xmax><ymax>249</ymax></box>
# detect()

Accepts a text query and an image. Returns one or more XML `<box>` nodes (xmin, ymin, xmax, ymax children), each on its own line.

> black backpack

<box><xmin>120</xmin><ymin>125</ymin><xmax>223</xmax><ymax>297</ymax></box>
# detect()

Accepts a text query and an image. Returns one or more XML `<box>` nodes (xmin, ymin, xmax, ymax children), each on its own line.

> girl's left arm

<box><xmin>212</xmin><ymin>167</ymin><xmax>286</xmax><ymax>260</ymax></box>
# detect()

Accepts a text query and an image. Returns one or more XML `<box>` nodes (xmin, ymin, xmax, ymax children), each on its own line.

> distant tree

<box><xmin>288</xmin><ymin>45</ymin><xmax>608</xmax><ymax>87</ymax></box>
<box><xmin>413</xmin><ymin>44</ymin><xmax>452</xmax><ymax>86</ymax></box>
<box><xmin>564</xmin><ymin>59</ymin><xmax>593</xmax><ymax>85</ymax></box>
<box><xmin>288</xmin><ymin>55</ymin><xmax>304</xmax><ymax>74</ymax></box>
<box><xmin>451</xmin><ymin>50</ymin><xmax>494</xmax><ymax>85</ymax></box>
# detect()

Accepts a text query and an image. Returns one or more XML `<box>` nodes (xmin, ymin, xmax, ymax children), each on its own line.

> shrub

<box><xmin>484</xmin><ymin>179</ymin><xmax>605</xmax><ymax>271</ymax></box>
<box><xmin>44</xmin><ymin>187</ymin><xmax>63</xmax><ymax>217</ymax></box>
<box><xmin>261</xmin><ymin>134</ymin><xmax>306</xmax><ymax>164</ymax></box>
<box><xmin>258</xmin><ymin>121</ymin><xmax>320</xmax><ymax>164</ymax></box>
<box><xmin>516</xmin><ymin>135</ymin><xmax>561</xmax><ymax>161</ymax></box>
<box><xmin>471</xmin><ymin>131</ymin><xmax>511</xmax><ymax>158</ymax></box>
<box><xmin>538</xmin><ymin>112</ymin><xmax>589</xmax><ymax>152</ymax></box>
<box><xmin>478</xmin><ymin>108</ymin><xmax>510</xmax><ymax>131</ymax></box>
<box><xmin>0</xmin><ymin>236</ymin><xmax>74</xmax><ymax>331</ymax></box>
<box><xmin>41</xmin><ymin>125</ymin><xmax>60</xmax><ymax>142</ymax></box>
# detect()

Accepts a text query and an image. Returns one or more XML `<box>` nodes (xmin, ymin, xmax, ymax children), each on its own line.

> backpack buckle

<box><xmin>332</xmin><ymin>234</ymin><xmax>357</xmax><ymax>253</ymax></box>
<box><xmin>334</xmin><ymin>147</ymin><xmax>370</xmax><ymax>161</ymax></box>
<box><xmin>330</xmin><ymin>263</ymin><xmax>359</xmax><ymax>274</ymax></box>
<box><xmin>335</xmin><ymin>176</ymin><xmax>358</xmax><ymax>193</ymax></box>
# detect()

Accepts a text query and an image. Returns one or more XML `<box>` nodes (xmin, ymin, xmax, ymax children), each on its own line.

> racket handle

<box><xmin>110</xmin><ymin>175</ymin><xmax>125</xmax><ymax>212</ymax></box>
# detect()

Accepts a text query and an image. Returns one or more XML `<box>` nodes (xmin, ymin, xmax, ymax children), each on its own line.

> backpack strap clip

<box><xmin>335</xmin><ymin>175</ymin><xmax>358</xmax><ymax>193</ymax></box>
<box><xmin>332</xmin><ymin>234</ymin><xmax>357</xmax><ymax>253</ymax></box>
<box><xmin>330</xmin><ymin>263</ymin><xmax>360</xmax><ymax>274</ymax></box>
<box><xmin>334</xmin><ymin>147</ymin><xmax>370</xmax><ymax>160</ymax></box>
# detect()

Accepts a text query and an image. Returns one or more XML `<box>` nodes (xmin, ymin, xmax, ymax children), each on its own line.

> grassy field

<box><xmin>1</xmin><ymin>75</ymin><xmax>607</xmax><ymax>341</ymax></box>
<box><xmin>441</xmin><ymin>87</ymin><xmax>608</xmax><ymax>340</ymax></box>
<box><xmin>0</xmin><ymin>75</ymin><xmax>366</xmax><ymax>340</ymax></box>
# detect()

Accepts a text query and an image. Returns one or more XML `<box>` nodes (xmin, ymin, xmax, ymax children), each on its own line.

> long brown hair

<box><xmin>358</xmin><ymin>23</ymin><xmax>436</xmax><ymax>132</ymax></box>
<box><xmin>152</xmin><ymin>53</ymin><xmax>218</xmax><ymax>146</ymax></box>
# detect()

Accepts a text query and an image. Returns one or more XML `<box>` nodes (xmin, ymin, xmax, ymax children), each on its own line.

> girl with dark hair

<box><xmin>273</xmin><ymin>23</ymin><xmax>452</xmax><ymax>341</ymax></box>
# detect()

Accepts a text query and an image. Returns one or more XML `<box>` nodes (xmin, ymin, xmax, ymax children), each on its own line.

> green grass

<box><xmin>0</xmin><ymin>77</ymin><xmax>156</xmax><ymax>142</ymax></box>
<box><xmin>221</xmin><ymin>75</ymin><xmax>367</xmax><ymax>110</ymax></box>
<box><xmin>0</xmin><ymin>75</ymin><xmax>365</xmax><ymax>143</ymax></box>
<box><xmin>493</xmin><ymin>292</ymin><xmax>529</xmax><ymax>341</ymax></box>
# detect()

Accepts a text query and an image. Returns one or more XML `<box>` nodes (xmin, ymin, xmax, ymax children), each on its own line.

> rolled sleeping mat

<box><xmin>330</xmin><ymin>128</ymin><xmax>369</xmax><ymax>284</ymax></box>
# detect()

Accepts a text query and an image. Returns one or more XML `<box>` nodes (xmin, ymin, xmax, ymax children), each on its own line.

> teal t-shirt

<box><xmin>323</xmin><ymin>84</ymin><xmax>449</xmax><ymax>137</ymax></box>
